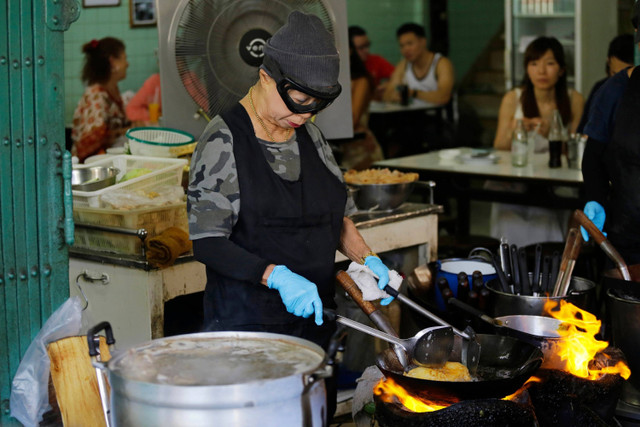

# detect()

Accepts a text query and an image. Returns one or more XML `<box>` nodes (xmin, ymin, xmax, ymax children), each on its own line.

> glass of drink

<box><xmin>511</xmin><ymin>119</ymin><xmax>528</xmax><ymax>167</ymax></box>
<box><xmin>397</xmin><ymin>84</ymin><xmax>409</xmax><ymax>106</ymax></box>
<box><xmin>548</xmin><ymin>139</ymin><xmax>562</xmax><ymax>168</ymax></box>
<box><xmin>148</xmin><ymin>102</ymin><xmax>160</xmax><ymax>124</ymax></box>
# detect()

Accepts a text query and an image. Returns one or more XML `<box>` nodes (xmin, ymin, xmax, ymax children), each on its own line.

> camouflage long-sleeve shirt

<box><xmin>187</xmin><ymin>115</ymin><xmax>357</xmax><ymax>240</ymax></box>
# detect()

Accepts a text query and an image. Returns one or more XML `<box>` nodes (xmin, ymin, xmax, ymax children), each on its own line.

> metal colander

<box><xmin>126</xmin><ymin>127</ymin><xmax>194</xmax><ymax>146</ymax></box>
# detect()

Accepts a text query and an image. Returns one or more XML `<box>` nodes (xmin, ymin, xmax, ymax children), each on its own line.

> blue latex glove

<box><xmin>364</xmin><ymin>255</ymin><xmax>393</xmax><ymax>305</ymax></box>
<box><xmin>267</xmin><ymin>265</ymin><xmax>323</xmax><ymax>325</ymax></box>
<box><xmin>581</xmin><ymin>201</ymin><xmax>606</xmax><ymax>242</ymax></box>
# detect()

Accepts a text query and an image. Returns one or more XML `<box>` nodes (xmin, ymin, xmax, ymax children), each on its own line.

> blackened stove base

<box><xmin>374</xmin><ymin>396</ymin><xmax>536</xmax><ymax>427</ymax></box>
<box><xmin>527</xmin><ymin>369</ymin><xmax>624</xmax><ymax>426</ymax></box>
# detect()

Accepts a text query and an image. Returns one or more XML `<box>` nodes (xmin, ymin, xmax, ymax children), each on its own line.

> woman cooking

<box><xmin>187</xmin><ymin>11</ymin><xmax>393</xmax><ymax>418</ymax></box>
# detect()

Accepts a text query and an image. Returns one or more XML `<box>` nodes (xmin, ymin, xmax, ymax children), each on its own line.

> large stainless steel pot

<box><xmin>88</xmin><ymin>323</ymin><xmax>331</xmax><ymax>427</ymax></box>
<box><xmin>485</xmin><ymin>276</ymin><xmax>596</xmax><ymax>317</ymax></box>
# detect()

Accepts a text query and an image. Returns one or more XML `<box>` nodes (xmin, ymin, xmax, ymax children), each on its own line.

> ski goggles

<box><xmin>263</xmin><ymin>58</ymin><xmax>341</xmax><ymax>115</ymax></box>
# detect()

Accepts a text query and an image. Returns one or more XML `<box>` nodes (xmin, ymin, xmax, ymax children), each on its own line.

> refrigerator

<box><xmin>505</xmin><ymin>0</ymin><xmax>618</xmax><ymax>95</ymax></box>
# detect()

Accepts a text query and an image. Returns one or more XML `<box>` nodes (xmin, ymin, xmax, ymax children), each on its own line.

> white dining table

<box><xmin>369</xmin><ymin>100</ymin><xmax>440</xmax><ymax>114</ymax></box>
<box><xmin>375</xmin><ymin>148</ymin><xmax>584</xmax><ymax>236</ymax></box>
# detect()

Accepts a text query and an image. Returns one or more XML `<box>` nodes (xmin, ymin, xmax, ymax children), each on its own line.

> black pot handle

<box><xmin>448</xmin><ymin>297</ymin><xmax>496</xmax><ymax>325</ymax></box>
<box><xmin>87</xmin><ymin>321</ymin><xmax>116</xmax><ymax>357</ymax></box>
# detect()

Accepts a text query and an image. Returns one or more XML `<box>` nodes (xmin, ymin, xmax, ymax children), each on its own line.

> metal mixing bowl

<box><xmin>349</xmin><ymin>181</ymin><xmax>416</xmax><ymax>211</ymax></box>
<box><xmin>72</xmin><ymin>166</ymin><xmax>119</xmax><ymax>192</ymax></box>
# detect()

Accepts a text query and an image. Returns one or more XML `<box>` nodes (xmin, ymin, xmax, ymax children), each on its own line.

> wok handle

<box><xmin>572</xmin><ymin>210</ymin><xmax>631</xmax><ymax>281</ymax></box>
<box><xmin>448</xmin><ymin>297</ymin><xmax>497</xmax><ymax>326</ymax></box>
<box><xmin>336</xmin><ymin>270</ymin><xmax>376</xmax><ymax>316</ymax></box>
<box><xmin>572</xmin><ymin>209</ymin><xmax>606</xmax><ymax>245</ymax></box>
<box><xmin>337</xmin><ymin>271</ymin><xmax>409</xmax><ymax>367</ymax></box>
<box><xmin>323</xmin><ymin>310</ymin><xmax>407</xmax><ymax>349</ymax></box>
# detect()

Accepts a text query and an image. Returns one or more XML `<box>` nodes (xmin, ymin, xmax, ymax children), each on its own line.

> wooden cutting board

<box><xmin>47</xmin><ymin>335</ymin><xmax>111</xmax><ymax>427</ymax></box>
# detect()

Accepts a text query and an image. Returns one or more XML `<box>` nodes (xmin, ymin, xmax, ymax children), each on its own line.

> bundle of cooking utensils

<box><xmin>444</xmin><ymin>228</ymin><xmax>582</xmax><ymax>301</ymax></box>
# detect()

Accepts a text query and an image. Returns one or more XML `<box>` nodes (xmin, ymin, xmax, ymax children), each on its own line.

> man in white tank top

<box><xmin>377</xmin><ymin>23</ymin><xmax>455</xmax><ymax>157</ymax></box>
<box><xmin>383</xmin><ymin>23</ymin><xmax>454</xmax><ymax>108</ymax></box>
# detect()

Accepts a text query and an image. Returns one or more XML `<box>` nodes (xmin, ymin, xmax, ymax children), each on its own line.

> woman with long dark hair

<box><xmin>490</xmin><ymin>37</ymin><xmax>584</xmax><ymax>246</ymax></box>
<box><xmin>71</xmin><ymin>37</ymin><xmax>130</xmax><ymax>162</ymax></box>
<box><xmin>494</xmin><ymin>36</ymin><xmax>583</xmax><ymax>150</ymax></box>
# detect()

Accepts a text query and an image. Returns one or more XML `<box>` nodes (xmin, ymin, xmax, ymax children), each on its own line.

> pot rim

<box><xmin>486</xmin><ymin>276</ymin><xmax>595</xmax><ymax>300</ymax></box>
<box><xmin>607</xmin><ymin>288</ymin><xmax>640</xmax><ymax>304</ymax></box>
<box><xmin>105</xmin><ymin>331</ymin><xmax>327</xmax><ymax>389</ymax></box>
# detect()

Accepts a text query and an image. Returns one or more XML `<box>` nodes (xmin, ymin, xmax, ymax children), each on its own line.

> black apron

<box><xmin>605</xmin><ymin>66</ymin><xmax>640</xmax><ymax>264</ymax></box>
<box><xmin>203</xmin><ymin>103</ymin><xmax>346</xmax><ymax>348</ymax></box>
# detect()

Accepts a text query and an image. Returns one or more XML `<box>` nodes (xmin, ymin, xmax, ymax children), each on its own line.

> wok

<box><xmin>348</xmin><ymin>180</ymin><xmax>435</xmax><ymax>211</ymax></box>
<box><xmin>376</xmin><ymin>334</ymin><xmax>542</xmax><ymax>403</ymax></box>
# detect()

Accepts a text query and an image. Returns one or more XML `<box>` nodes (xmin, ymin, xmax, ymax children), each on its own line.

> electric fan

<box><xmin>157</xmin><ymin>0</ymin><xmax>352</xmax><ymax>140</ymax></box>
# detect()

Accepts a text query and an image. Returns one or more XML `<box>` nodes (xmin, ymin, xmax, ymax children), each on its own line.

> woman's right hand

<box><xmin>266</xmin><ymin>265</ymin><xmax>324</xmax><ymax>325</ymax></box>
<box><xmin>522</xmin><ymin>117</ymin><xmax>549</xmax><ymax>137</ymax></box>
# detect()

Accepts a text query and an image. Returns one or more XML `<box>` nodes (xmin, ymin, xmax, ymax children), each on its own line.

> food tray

<box><xmin>72</xmin><ymin>201</ymin><xmax>188</xmax><ymax>255</ymax></box>
<box><xmin>72</xmin><ymin>155</ymin><xmax>187</xmax><ymax>208</ymax></box>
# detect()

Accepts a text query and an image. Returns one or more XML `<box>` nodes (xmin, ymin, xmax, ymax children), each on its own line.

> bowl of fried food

<box><xmin>344</xmin><ymin>168</ymin><xmax>419</xmax><ymax>211</ymax></box>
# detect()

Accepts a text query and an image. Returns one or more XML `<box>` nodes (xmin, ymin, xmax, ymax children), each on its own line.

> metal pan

<box><xmin>348</xmin><ymin>180</ymin><xmax>435</xmax><ymax>211</ymax></box>
<box><xmin>375</xmin><ymin>334</ymin><xmax>542</xmax><ymax>403</ymax></box>
<box><xmin>448</xmin><ymin>297</ymin><xmax>563</xmax><ymax>367</ymax></box>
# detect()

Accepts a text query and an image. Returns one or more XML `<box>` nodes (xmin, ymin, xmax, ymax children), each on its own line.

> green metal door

<box><xmin>0</xmin><ymin>0</ymin><xmax>78</xmax><ymax>423</ymax></box>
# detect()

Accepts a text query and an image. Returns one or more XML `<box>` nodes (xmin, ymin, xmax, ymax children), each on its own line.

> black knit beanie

<box><xmin>262</xmin><ymin>11</ymin><xmax>340</xmax><ymax>90</ymax></box>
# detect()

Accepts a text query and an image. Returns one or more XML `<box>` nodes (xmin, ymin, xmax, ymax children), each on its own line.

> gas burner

<box><xmin>374</xmin><ymin>392</ymin><xmax>536</xmax><ymax>427</ymax></box>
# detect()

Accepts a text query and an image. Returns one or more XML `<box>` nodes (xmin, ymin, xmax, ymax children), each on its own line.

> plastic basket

<box><xmin>72</xmin><ymin>155</ymin><xmax>187</xmax><ymax>208</ymax></box>
<box><xmin>127</xmin><ymin>127</ymin><xmax>196</xmax><ymax>158</ymax></box>
<box><xmin>72</xmin><ymin>201</ymin><xmax>188</xmax><ymax>255</ymax></box>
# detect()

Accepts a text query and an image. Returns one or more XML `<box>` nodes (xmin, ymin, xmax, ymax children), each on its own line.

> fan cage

<box><xmin>172</xmin><ymin>0</ymin><xmax>335</xmax><ymax>118</ymax></box>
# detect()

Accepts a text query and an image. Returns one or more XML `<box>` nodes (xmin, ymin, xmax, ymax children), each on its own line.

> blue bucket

<box><xmin>434</xmin><ymin>258</ymin><xmax>497</xmax><ymax>311</ymax></box>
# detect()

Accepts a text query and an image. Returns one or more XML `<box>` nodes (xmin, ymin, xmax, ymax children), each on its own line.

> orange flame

<box><xmin>374</xmin><ymin>377</ymin><xmax>447</xmax><ymax>412</ymax></box>
<box><xmin>544</xmin><ymin>299</ymin><xmax>630</xmax><ymax>380</ymax></box>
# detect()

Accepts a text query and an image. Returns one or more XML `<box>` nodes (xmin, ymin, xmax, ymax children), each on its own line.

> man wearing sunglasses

<box><xmin>187</xmin><ymin>11</ymin><xmax>394</xmax><ymax>421</ymax></box>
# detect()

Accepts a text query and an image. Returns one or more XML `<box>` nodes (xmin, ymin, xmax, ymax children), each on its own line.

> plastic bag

<box><xmin>99</xmin><ymin>184</ymin><xmax>185</xmax><ymax>210</ymax></box>
<box><xmin>10</xmin><ymin>296</ymin><xmax>85</xmax><ymax>427</ymax></box>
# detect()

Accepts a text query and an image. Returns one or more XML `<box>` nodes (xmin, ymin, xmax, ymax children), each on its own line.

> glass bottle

<box><xmin>548</xmin><ymin>109</ymin><xmax>564</xmax><ymax>168</ymax></box>
<box><xmin>511</xmin><ymin>119</ymin><xmax>528</xmax><ymax>167</ymax></box>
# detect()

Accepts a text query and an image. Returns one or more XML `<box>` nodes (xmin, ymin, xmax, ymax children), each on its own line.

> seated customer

<box><xmin>71</xmin><ymin>37</ymin><xmax>131</xmax><ymax>162</ymax></box>
<box><xmin>340</xmin><ymin>37</ymin><xmax>384</xmax><ymax>170</ymax></box>
<box><xmin>126</xmin><ymin>72</ymin><xmax>161</xmax><ymax>126</ymax></box>
<box><xmin>576</xmin><ymin>34</ymin><xmax>633</xmax><ymax>133</ymax></box>
<box><xmin>383</xmin><ymin>22</ymin><xmax>454</xmax><ymax>108</ymax></box>
<box><xmin>379</xmin><ymin>23</ymin><xmax>455</xmax><ymax>157</ymax></box>
<box><xmin>494</xmin><ymin>37</ymin><xmax>583</xmax><ymax>151</ymax></box>
<box><xmin>491</xmin><ymin>36</ymin><xmax>584</xmax><ymax>246</ymax></box>
<box><xmin>348</xmin><ymin>25</ymin><xmax>394</xmax><ymax>98</ymax></box>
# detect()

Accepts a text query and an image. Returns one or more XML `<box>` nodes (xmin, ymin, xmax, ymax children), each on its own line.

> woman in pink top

<box><xmin>71</xmin><ymin>37</ymin><xmax>131</xmax><ymax>162</ymax></box>
<box><xmin>126</xmin><ymin>73</ymin><xmax>161</xmax><ymax>125</ymax></box>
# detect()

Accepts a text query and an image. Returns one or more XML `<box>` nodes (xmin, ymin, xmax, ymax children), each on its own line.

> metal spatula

<box><xmin>324</xmin><ymin>309</ymin><xmax>454</xmax><ymax>368</ymax></box>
